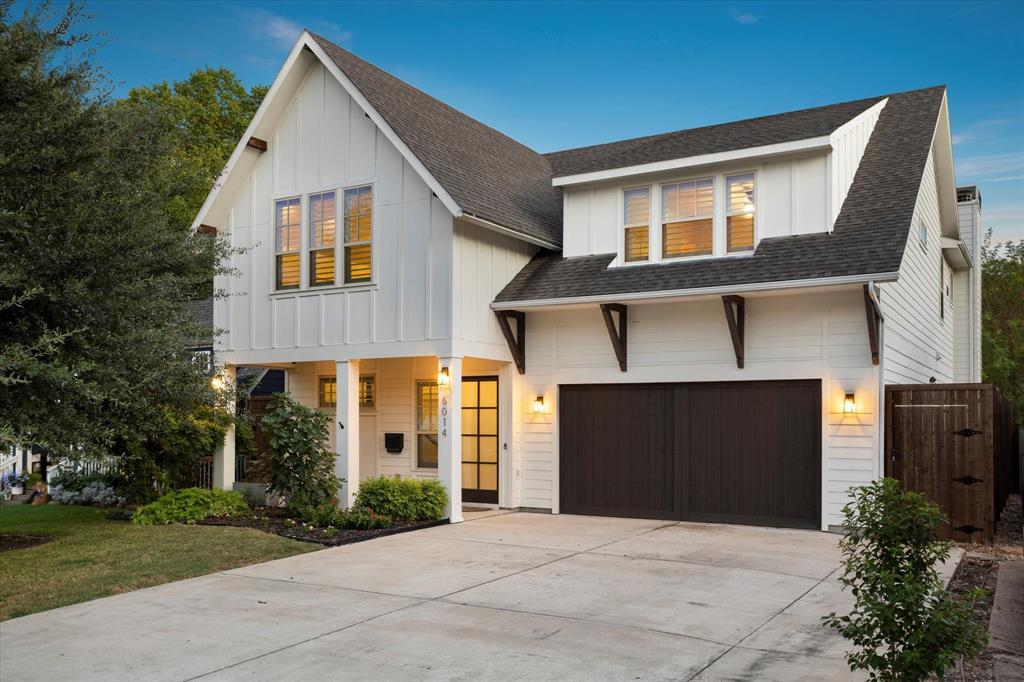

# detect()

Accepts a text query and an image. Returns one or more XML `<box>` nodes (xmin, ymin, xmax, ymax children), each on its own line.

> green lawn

<box><xmin>0</xmin><ymin>504</ymin><xmax>315</xmax><ymax>621</ymax></box>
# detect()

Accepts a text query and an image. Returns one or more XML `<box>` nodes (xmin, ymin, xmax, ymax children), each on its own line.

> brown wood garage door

<box><xmin>559</xmin><ymin>380</ymin><xmax>821</xmax><ymax>529</ymax></box>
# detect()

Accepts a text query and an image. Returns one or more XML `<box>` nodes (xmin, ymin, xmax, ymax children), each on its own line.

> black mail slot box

<box><xmin>384</xmin><ymin>432</ymin><xmax>404</xmax><ymax>453</ymax></box>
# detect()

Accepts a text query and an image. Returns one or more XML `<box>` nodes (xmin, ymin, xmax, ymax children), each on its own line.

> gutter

<box><xmin>459</xmin><ymin>213</ymin><xmax>561</xmax><ymax>251</ymax></box>
<box><xmin>491</xmin><ymin>271</ymin><xmax>901</xmax><ymax>310</ymax></box>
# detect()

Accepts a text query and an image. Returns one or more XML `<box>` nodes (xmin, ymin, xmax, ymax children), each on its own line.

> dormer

<box><xmin>547</xmin><ymin>97</ymin><xmax>889</xmax><ymax>264</ymax></box>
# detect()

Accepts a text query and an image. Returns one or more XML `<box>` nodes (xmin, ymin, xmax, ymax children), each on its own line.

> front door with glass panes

<box><xmin>462</xmin><ymin>377</ymin><xmax>498</xmax><ymax>504</ymax></box>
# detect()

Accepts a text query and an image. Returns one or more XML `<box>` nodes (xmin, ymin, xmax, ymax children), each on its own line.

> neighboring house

<box><xmin>194</xmin><ymin>32</ymin><xmax>980</xmax><ymax>529</ymax></box>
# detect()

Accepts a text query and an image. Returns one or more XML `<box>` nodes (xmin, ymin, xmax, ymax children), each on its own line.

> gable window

<box><xmin>275</xmin><ymin>198</ymin><xmax>301</xmax><ymax>289</ymax></box>
<box><xmin>415</xmin><ymin>380</ymin><xmax>438</xmax><ymax>468</ymax></box>
<box><xmin>318</xmin><ymin>377</ymin><xmax>337</xmax><ymax>409</ymax></box>
<box><xmin>308</xmin><ymin>192</ymin><xmax>336</xmax><ymax>287</ymax></box>
<box><xmin>344</xmin><ymin>186</ymin><xmax>373</xmax><ymax>283</ymax></box>
<box><xmin>623</xmin><ymin>187</ymin><xmax>650</xmax><ymax>262</ymax></box>
<box><xmin>726</xmin><ymin>174</ymin><xmax>755</xmax><ymax>253</ymax></box>
<box><xmin>359</xmin><ymin>375</ymin><xmax>376</xmax><ymax>410</ymax></box>
<box><xmin>662</xmin><ymin>178</ymin><xmax>713</xmax><ymax>258</ymax></box>
<box><xmin>918</xmin><ymin>221</ymin><xmax>928</xmax><ymax>250</ymax></box>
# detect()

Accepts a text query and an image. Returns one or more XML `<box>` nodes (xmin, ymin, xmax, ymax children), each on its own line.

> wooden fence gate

<box><xmin>885</xmin><ymin>383</ymin><xmax>1020</xmax><ymax>543</ymax></box>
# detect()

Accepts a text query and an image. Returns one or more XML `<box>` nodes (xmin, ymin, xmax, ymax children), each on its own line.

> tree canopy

<box><xmin>0</xmin><ymin>1</ymin><xmax>260</xmax><ymax>470</ymax></box>
<box><xmin>981</xmin><ymin>235</ymin><xmax>1024</xmax><ymax>415</ymax></box>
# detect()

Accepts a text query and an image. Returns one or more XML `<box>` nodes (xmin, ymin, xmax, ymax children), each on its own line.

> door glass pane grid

<box><xmin>462</xmin><ymin>378</ymin><xmax>498</xmax><ymax>494</ymax></box>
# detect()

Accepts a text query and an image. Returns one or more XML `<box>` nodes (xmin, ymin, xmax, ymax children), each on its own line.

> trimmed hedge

<box><xmin>132</xmin><ymin>488</ymin><xmax>249</xmax><ymax>525</ymax></box>
<box><xmin>354</xmin><ymin>476</ymin><xmax>447</xmax><ymax>522</ymax></box>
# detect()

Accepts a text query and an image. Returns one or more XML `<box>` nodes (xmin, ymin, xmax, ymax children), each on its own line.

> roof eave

<box><xmin>491</xmin><ymin>270</ymin><xmax>900</xmax><ymax>310</ymax></box>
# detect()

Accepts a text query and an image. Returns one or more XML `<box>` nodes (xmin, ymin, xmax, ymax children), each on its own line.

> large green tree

<box><xmin>125</xmin><ymin>68</ymin><xmax>267</xmax><ymax>232</ymax></box>
<box><xmin>981</xmin><ymin>234</ymin><xmax>1024</xmax><ymax>415</ymax></box>
<box><xmin>0</xmin><ymin>1</ymin><xmax>239</xmax><ymax>464</ymax></box>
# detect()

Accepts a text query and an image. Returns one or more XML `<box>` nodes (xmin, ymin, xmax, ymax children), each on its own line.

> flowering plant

<box><xmin>1</xmin><ymin>472</ymin><xmax>30</xmax><ymax>489</ymax></box>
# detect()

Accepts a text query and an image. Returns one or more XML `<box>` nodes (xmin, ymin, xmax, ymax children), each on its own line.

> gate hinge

<box><xmin>953</xmin><ymin>427</ymin><xmax>982</xmax><ymax>437</ymax></box>
<box><xmin>953</xmin><ymin>475</ymin><xmax>983</xmax><ymax>486</ymax></box>
<box><xmin>953</xmin><ymin>524</ymin><xmax>983</xmax><ymax>535</ymax></box>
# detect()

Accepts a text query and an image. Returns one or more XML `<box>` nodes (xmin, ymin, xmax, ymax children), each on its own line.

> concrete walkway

<box><xmin>2</xmin><ymin>513</ymin><xmax>864</xmax><ymax>681</ymax></box>
<box><xmin>990</xmin><ymin>560</ymin><xmax>1024</xmax><ymax>679</ymax></box>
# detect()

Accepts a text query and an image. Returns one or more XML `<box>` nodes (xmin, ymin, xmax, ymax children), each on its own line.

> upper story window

<box><xmin>275</xmin><ymin>198</ymin><xmax>301</xmax><ymax>290</ymax></box>
<box><xmin>726</xmin><ymin>174</ymin><xmax>755</xmax><ymax>253</ymax></box>
<box><xmin>308</xmin><ymin>192</ymin><xmax>336</xmax><ymax>287</ymax></box>
<box><xmin>344</xmin><ymin>186</ymin><xmax>373</xmax><ymax>283</ymax></box>
<box><xmin>623</xmin><ymin>187</ymin><xmax>650</xmax><ymax>262</ymax></box>
<box><xmin>662</xmin><ymin>178</ymin><xmax>713</xmax><ymax>258</ymax></box>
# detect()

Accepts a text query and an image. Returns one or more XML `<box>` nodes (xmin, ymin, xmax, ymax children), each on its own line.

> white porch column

<box><xmin>213</xmin><ymin>364</ymin><xmax>236</xmax><ymax>490</ymax></box>
<box><xmin>335</xmin><ymin>359</ymin><xmax>360</xmax><ymax>507</ymax></box>
<box><xmin>438</xmin><ymin>357</ymin><xmax>463</xmax><ymax>522</ymax></box>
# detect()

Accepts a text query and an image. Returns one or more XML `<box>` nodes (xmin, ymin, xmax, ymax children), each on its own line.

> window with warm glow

<box><xmin>623</xmin><ymin>187</ymin><xmax>650</xmax><ymax>262</ymax></box>
<box><xmin>359</xmin><ymin>375</ymin><xmax>376</xmax><ymax>410</ymax></box>
<box><xmin>275</xmin><ymin>198</ymin><xmax>301</xmax><ymax>289</ymax></box>
<box><xmin>308</xmin><ymin>192</ymin><xmax>336</xmax><ymax>287</ymax></box>
<box><xmin>318</xmin><ymin>377</ymin><xmax>337</xmax><ymax>409</ymax></box>
<box><xmin>415</xmin><ymin>381</ymin><xmax>438</xmax><ymax>468</ymax></box>
<box><xmin>726</xmin><ymin>173</ymin><xmax>755</xmax><ymax>253</ymax></box>
<box><xmin>344</xmin><ymin>186</ymin><xmax>372</xmax><ymax>283</ymax></box>
<box><xmin>662</xmin><ymin>178</ymin><xmax>713</xmax><ymax>258</ymax></box>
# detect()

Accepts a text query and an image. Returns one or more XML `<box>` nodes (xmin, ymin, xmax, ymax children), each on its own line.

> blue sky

<box><xmin>32</xmin><ymin>0</ymin><xmax>1024</xmax><ymax>242</ymax></box>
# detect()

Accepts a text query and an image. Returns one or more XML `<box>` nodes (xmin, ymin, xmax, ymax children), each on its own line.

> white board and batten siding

<box><xmin>879</xmin><ymin>149</ymin><xmax>956</xmax><ymax>385</ymax></box>
<box><xmin>213</xmin><ymin>61</ymin><xmax>454</xmax><ymax>365</ymax></box>
<box><xmin>828</xmin><ymin>98</ymin><xmax>887</xmax><ymax>226</ymax></box>
<box><xmin>510</xmin><ymin>290</ymin><xmax>881</xmax><ymax>528</ymax></box>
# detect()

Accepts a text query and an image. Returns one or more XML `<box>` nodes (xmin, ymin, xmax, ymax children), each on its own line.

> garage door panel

<box><xmin>560</xmin><ymin>380</ymin><xmax>820</xmax><ymax>529</ymax></box>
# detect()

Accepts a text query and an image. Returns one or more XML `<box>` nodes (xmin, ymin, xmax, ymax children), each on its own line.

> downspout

<box><xmin>868</xmin><ymin>281</ymin><xmax>887</xmax><ymax>481</ymax></box>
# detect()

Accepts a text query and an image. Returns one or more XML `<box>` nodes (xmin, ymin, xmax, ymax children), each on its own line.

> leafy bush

<box><xmin>50</xmin><ymin>481</ymin><xmax>125</xmax><ymax>507</ymax></box>
<box><xmin>824</xmin><ymin>478</ymin><xmax>987</xmax><ymax>681</ymax></box>
<box><xmin>296</xmin><ymin>502</ymin><xmax>393</xmax><ymax>530</ymax></box>
<box><xmin>354</xmin><ymin>476</ymin><xmax>447</xmax><ymax>521</ymax></box>
<box><xmin>260</xmin><ymin>394</ymin><xmax>341</xmax><ymax>509</ymax></box>
<box><xmin>131</xmin><ymin>488</ymin><xmax>249</xmax><ymax>525</ymax></box>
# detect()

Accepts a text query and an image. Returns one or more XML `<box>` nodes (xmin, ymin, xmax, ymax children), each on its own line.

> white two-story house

<box><xmin>195</xmin><ymin>32</ymin><xmax>980</xmax><ymax>529</ymax></box>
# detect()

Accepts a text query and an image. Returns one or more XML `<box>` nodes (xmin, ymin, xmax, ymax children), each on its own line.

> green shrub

<box><xmin>296</xmin><ymin>502</ymin><xmax>393</xmax><ymax>530</ymax></box>
<box><xmin>354</xmin><ymin>476</ymin><xmax>447</xmax><ymax>521</ymax></box>
<box><xmin>131</xmin><ymin>488</ymin><xmax>249</xmax><ymax>525</ymax></box>
<box><xmin>26</xmin><ymin>473</ymin><xmax>43</xmax><ymax>489</ymax></box>
<box><xmin>260</xmin><ymin>394</ymin><xmax>341</xmax><ymax>509</ymax></box>
<box><xmin>823</xmin><ymin>478</ymin><xmax>987</xmax><ymax>681</ymax></box>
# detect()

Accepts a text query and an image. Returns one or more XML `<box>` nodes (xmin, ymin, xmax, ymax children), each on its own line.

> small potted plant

<box><xmin>2</xmin><ymin>472</ymin><xmax>30</xmax><ymax>496</ymax></box>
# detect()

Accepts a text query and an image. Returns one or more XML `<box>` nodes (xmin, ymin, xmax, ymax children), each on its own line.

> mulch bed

<box><xmin>941</xmin><ymin>494</ymin><xmax>1023</xmax><ymax>681</ymax></box>
<box><xmin>0</xmin><ymin>534</ymin><xmax>52</xmax><ymax>552</ymax></box>
<box><xmin>199</xmin><ymin>506</ymin><xmax>447</xmax><ymax>547</ymax></box>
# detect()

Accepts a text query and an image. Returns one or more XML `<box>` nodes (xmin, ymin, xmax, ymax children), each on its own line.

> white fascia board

<box><xmin>303</xmin><ymin>34</ymin><xmax>463</xmax><ymax>219</ymax></box>
<box><xmin>459</xmin><ymin>213</ymin><xmax>560</xmax><ymax>250</ymax></box>
<box><xmin>490</xmin><ymin>271</ymin><xmax>900</xmax><ymax>310</ymax></box>
<box><xmin>932</xmin><ymin>92</ymin><xmax>961</xmax><ymax>239</ymax></box>
<box><xmin>551</xmin><ymin>136</ymin><xmax>832</xmax><ymax>188</ymax></box>
<box><xmin>941</xmin><ymin>237</ymin><xmax>973</xmax><ymax>270</ymax></box>
<box><xmin>190</xmin><ymin>37</ymin><xmax>312</xmax><ymax>232</ymax></box>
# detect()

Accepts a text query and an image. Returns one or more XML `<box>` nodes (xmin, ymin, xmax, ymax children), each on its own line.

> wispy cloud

<box><xmin>244</xmin><ymin>9</ymin><xmax>352</xmax><ymax>52</ymax></box>
<box><xmin>956</xmin><ymin>152</ymin><xmax>1024</xmax><ymax>180</ymax></box>
<box><xmin>732</xmin><ymin>11</ymin><xmax>760</xmax><ymax>24</ymax></box>
<box><xmin>951</xmin><ymin>133</ymin><xmax>971</xmax><ymax>146</ymax></box>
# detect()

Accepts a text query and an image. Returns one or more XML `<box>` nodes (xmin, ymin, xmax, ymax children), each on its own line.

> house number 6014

<box><xmin>441</xmin><ymin>396</ymin><xmax>448</xmax><ymax>437</ymax></box>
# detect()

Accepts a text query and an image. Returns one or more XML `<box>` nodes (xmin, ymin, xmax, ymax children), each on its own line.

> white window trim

<box><xmin>359</xmin><ymin>373</ymin><xmax>377</xmax><ymax>412</ymax></box>
<box><xmin>659</xmin><ymin>176</ymin><xmax>716</xmax><ymax>262</ymax></box>
<box><xmin>725</xmin><ymin>171</ymin><xmax>758</xmax><ymax>255</ymax></box>
<box><xmin>617</xmin><ymin>184</ymin><xmax>653</xmax><ymax>267</ymax></box>
<box><xmin>615</xmin><ymin>168</ymin><xmax>759</xmax><ymax>267</ymax></box>
<box><xmin>316</xmin><ymin>375</ymin><xmax>337</xmax><ymax>410</ymax></box>
<box><xmin>269</xmin><ymin>182</ymin><xmax>375</xmax><ymax>294</ymax></box>
<box><xmin>273</xmin><ymin>195</ymin><xmax>303</xmax><ymax>291</ymax></box>
<box><xmin>413</xmin><ymin>376</ymin><xmax>439</xmax><ymax>472</ymax></box>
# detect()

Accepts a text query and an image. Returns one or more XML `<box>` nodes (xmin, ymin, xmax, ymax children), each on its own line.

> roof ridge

<box><xmin>543</xmin><ymin>85</ymin><xmax>945</xmax><ymax>159</ymax></box>
<box><xmin>306</xmin><ymin>32</ymin><xmax>551</xmax><ymax>163</ymax></box>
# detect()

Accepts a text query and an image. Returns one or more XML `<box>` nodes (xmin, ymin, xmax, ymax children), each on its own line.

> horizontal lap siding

<box><xmin>880</xmin><ymin>149</ymin><xmax>955</xmax><ymax>385</ymax></box>
<box><xmin>512</xmin><ymin>290</ymin><xmax>880</xmax><ymax>528</ymax></box>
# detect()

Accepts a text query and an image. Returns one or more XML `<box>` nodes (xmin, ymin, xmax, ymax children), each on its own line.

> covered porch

<box><xmin>218</xmin><ymin>356</ymin><xmax>519</xmax><ymax>523</ymax></box>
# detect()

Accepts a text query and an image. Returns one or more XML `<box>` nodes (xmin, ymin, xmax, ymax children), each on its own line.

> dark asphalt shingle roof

<box><xmin>311</xmin><ymin>34</ymin><xmax>563</xmax><ymax>247</ymax></box>
<box><xmin>495</xmin><ymin>86</ymin><xmax>946</xmax><ymax>304</ymax></box>
<box><xmin>544</xmin><ymin>95</ymin><xmax>885</xmax><ymax>178</ymax></box>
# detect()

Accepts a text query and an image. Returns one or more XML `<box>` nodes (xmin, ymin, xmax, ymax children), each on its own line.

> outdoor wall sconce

<box><xmin>210</xmin><ymin>375</ymin><xmax>225</xmax><ymax>391</ymax></box>
<box><xmin>437</xmin><ymin>366</ymin><xmax>450</xmax><ymax>387</ymax></box>
<box><xmin>843</xmin><ymin>393</ymin><xmax>856</xmax><ymax>414</ymax></box>
<box><xmin>532</xmin><ymin>395</ymin><xmax>545</xmax><ymax>414</ymax></box>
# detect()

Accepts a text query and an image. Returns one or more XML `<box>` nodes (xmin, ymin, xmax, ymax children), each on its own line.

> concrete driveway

<box><xmin>1</xmin><ymin>512</ymin><xmax>860</xmax><ymax>681</ymax></box>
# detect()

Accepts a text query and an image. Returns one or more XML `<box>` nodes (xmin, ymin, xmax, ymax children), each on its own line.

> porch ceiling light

<box><xmin>438</xmin><ymin>366</ymin><xmax>450</xmax><ymax>387</ymax></box>
<box><xmin>532</xmin><ymin>395</ymin><xmax>545</xmax><ymax>414</ymax></box>
<box><xmin>843</xmin><ymin>393</ymin><xmax>856</xmax><ymax>414</ymax></box>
